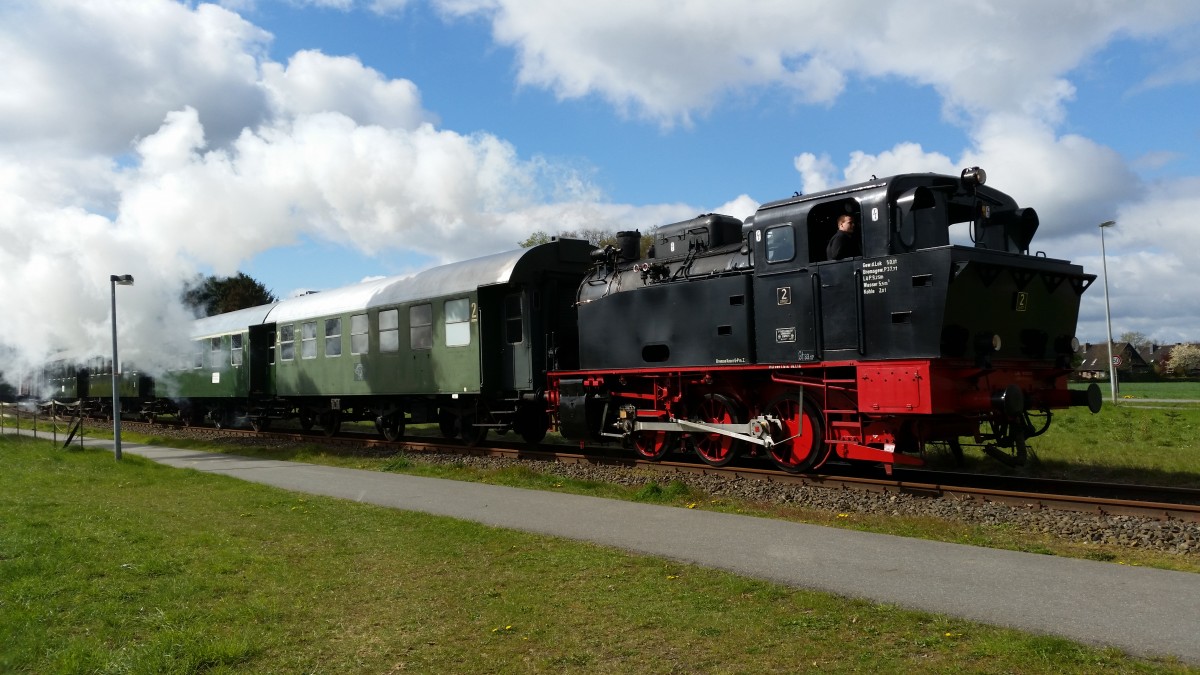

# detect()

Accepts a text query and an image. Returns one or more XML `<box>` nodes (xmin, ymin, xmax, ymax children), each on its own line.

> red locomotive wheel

<box><xmin>691</xmin><ymin>394</ymin><xmax>740</xmax><ymax>467</ymax></box>
<box><xmin>632</xmin><ymin>429</ymin><xmax>676</xmax><ymax>461</ymax></box>
<box><xmin>765</xmin><ymin>395</ymin><xmax>826</xmax><ymax>473</ymax></box>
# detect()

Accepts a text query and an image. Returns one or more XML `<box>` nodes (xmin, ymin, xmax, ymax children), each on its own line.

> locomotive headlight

<box><xmin>975</xmin><ymin>332</ymin><xmax>1002</xmax><ymax>354</ymax></box>
<box><xmin>961</xmin><ymin>166</ymin><xmax>987</xmax><ymax>187</ymax></box>
<box><xmin>1054</xmin><ymin>335</ymin><xmax>1081</xmax><ymax>355</ymax></box>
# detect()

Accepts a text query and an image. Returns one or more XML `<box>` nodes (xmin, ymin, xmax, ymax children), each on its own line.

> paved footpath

<box><xmin>35</xmin><ymin>435</ymin><xmax>1200</xmax><ymax>663</ymax></box>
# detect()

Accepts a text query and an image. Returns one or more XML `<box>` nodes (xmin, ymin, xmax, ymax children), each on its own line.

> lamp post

<box><xmin>1098</xmin><ymin>221</ymin><xmax>1117</xmax><ymax>404</ymax></box>
<box><xmin>110</xmin><ymin>274</ymin><xmax>134</xmax><ymax>460</ymax></box>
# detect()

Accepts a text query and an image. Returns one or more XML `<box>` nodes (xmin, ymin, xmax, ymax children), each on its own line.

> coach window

<box><xmin>301</xmin><ymin>321</ymin><xmax>317</xmax><ymax>359</ymax></box>
<box><xmin>193</xmin><ymin>342</ymin><xmax>204</xmax><ymax>369</ymax></box>
<box><xmin>351</xmin><ymin>314</ymin><xmax>368</xmax><ymax>355</ymax></box>
<box><xmin>765</xmin><ymin>224</ymin><xmax>795</xmax><ymax>263</ymax></box>
<box><xmin>280</xmin><ymin>324</ymin><xmax>295</xmax><ymax>361</ymax></box>
<box><xmin>379</xmin><ymin>309</ymin><xmax>399</xmax><ymax>353</ymax></box>
<box><xmin>445</xmin><ymin>298</ymin><xmax>470</xmax><ymax>347</ymax></box>
<box><xmin>209</xmin><ymin>337</ymin><xmax>223</xmax><ymax>369</ymax></box>
<box><xmin>231</xmin><ymin>334</ymin><xmax>244</xmax><ymax>366</ymax></box>
<box><xmin>325</xmin><ymin>318</ymin><xmax>342</xmax><ymax>357</ymax></box>
<box><xmin>505</xmin><ymin>293</ymin><xmax>523</xmax><ymax>344</ymax></box>
<box><xmin>410</xmin><ymin>304</ymin><xmax>433</xmax><ymax>350</ymax></box>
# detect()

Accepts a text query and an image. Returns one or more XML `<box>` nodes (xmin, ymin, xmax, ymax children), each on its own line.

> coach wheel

<box><xmin>690</xmin><ymin>394</ymin><xmax>742</xmax><ymax>467</ymax></box>
<box><xmin>180</xmin><ymin>408</ymin><xmax>199</xmax><ymax>427</ymax></box>
<box><xmin>765</xmin><ymin>394</ymin><xmax>827</xmax><ymax>473</ymax></box>
<box><xmin>299</xmin><ymin>412</ymin><xmax>315</xmax><ymax>432</ymax></box>
<box><xmin>438</xmin><ymin>410</ymin><xmax>458</xmax><ymax>439</ymax></box>
<box><xmin>250</xmin><ymin>416</ymin><xmax>270</xmax><ymax>433</ymax></box>
<box><xmin>211</xmin><ymin>408</ymin><xmax>233</xmax><ymax>429</ymax></box>
<box><xmin>142</xmin><ymin>412</ymin><xmax>156</xmax><ymax>424</ymax></box>
<box><xmin>460</xmin><ymin>413</ymin><xmax>488</xmax><ymax>446</ymax></box>
<box><xmin>320</xmin><ymin>410</ymin><xmax>341</xmax><ymax>437</ymax></box>
<box><xmin>515</xmin><ymin>407</ymin><xmax>548</xmax><ymax>445</ymax></box>
<box><xmin>632</xmin><ymin>428</ymin><xmax>677</xmax><ymax>461</ymax></box>
<box><xmin>378</xmin><ymin>414</ymin><xmax>404</xmax><ymax>442</ymax></box>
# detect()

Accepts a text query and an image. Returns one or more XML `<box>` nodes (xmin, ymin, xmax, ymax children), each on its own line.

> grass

<box><xmin>925</xmin><ymin>403</ymin><xmax>1200</xmax><ymax>488</ymax></box>
<box><xmin>1071</xmin><ymin>380</ymin><xmax>1200</xmax><ymax>401</ymax></box>
<box><xmin>0</xmin><ymin>435</ymin><xmax>1189</xmax><ymax>673</ymax></box>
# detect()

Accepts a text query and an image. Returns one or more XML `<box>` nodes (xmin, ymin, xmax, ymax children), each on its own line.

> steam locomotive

<box><xmin>27</xmin><ymin>168</ymin><xmax>1101</xmax><ymax>472</ymax></box>
<box><xmin>551</xmin><ymin>168</ymin><xmax>1101</xmax><ymax>471</ymax></box>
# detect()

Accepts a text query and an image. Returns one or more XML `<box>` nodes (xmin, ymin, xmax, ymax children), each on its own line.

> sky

<box><xmin>2</xmin><ymin>0</ymin><xmax>1200</xmax><ymax>375</ymax></box>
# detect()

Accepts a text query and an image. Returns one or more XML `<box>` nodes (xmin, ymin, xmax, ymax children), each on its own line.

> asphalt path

<box><xmin>16</xmin><ymin>432</ymin><xmax>1200</xmax><ymax>664</ymax></box>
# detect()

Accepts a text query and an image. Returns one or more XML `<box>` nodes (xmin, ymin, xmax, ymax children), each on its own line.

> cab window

<box><xmin>765</xmin><ymin>225</ymin><xmax>795</xmax><ymax>263</ymax></box>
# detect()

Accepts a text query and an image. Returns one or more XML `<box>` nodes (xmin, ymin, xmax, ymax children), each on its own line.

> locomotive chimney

<box><xmin>616</xmin><ymin>230</ymin><xmax>642</xmax><ymax>263</ymax></box>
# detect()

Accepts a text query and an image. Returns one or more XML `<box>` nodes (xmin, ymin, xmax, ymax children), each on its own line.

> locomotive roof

<box><xmin>756</xmin><ymin>171</ymin><xmax>1010</xmax><ymax>212</ymax></box>
<box><xmin>261</xmin><ymin>239</ymin><xmax>594</xmax><ymax>324</ymax></box>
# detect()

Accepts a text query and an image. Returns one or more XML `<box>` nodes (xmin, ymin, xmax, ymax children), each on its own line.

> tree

<box><xmin>1119</xmin><ymin>331</ymin><xmax>1151</xmax><ymax>350</ymax></box>
<box><xmin>519</xmin><ymin>228</ymin><xmax>619</xmax><ymax>248</ymax></box>
<box><xmin>1168</xmin><ymin>344</ymin><xmax>1200</xmax><ymax>376</ymax></box>
<box><xmin>520</xmin><ymin>228</ymin><xmax>653</xmax><ymax>257</ymax></box>
<box><xmin>183</xmin><ymin>272</ymin><xmax>278</xmax><ymax>317</ymax></box>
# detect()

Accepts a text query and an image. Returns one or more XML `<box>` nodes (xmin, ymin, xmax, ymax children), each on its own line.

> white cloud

<box><xmin>261</xmin><ymin>50</ymin><xmax>434</xmax><ymax>129</ymax></box>
<box><xmin>1079</xmin><ymin>177</ymin><xmax>1200</xmax><ymax>342</ymax></box>
<box><xmin>434</xmin><ymin>0</ymin><xmax>1200</xmax><ymax>126</ymax></box>
<box><xmin>0</xmin><ymin>0</ymin><xmax>270</xmax><ymax>155</ymax></box>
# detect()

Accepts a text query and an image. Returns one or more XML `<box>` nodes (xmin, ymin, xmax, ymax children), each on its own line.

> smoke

<box><xmin>0</xmin><ymin>1</ymin><xmax>701</xmax><ymax>386</ymax></box>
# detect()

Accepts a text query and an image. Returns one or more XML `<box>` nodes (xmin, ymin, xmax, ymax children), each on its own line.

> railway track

<box><xmin>91</xmin><ymin>417</ymin><xmax>1200</xmax><ymax>524</ymax></box>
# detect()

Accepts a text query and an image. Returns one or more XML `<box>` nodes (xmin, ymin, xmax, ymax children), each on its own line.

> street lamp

<box><xmin>1098</xmin><ymin>221</ymin><xmax>1117</xmax><ymax>404</ymax></box>
<box><xmin>110</xmin><ymin>274</ymin><xmax>134</xmax><ymax>460</ymax></box>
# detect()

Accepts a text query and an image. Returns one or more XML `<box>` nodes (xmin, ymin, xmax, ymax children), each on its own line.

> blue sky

<box><xmin>2</xmin><ymin>0</ymin><xmax>1200</xmax><ymax>370</ymax></box>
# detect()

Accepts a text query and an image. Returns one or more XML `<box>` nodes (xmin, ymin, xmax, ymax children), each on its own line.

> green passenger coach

<box><xmin>257</xmin><ymin>239</ymin><xmax>594</xmax><ymax>440</ymax></box>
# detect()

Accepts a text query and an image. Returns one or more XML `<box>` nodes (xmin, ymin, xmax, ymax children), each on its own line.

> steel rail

<box><xmin>101</xmin><ymin>419</ymin><xmax>1200</xmax><ymax>523</ymax></box>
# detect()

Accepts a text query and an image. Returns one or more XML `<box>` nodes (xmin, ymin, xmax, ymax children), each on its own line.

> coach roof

<box><xmin>190</xmin><ymin>303</ymin><xmax>279</xmax><ymax>339</ymax></box>
<box><xmin>262</xmin><ymin>240</ymin><xmax>594</xmax><ymax>324</ymax></box>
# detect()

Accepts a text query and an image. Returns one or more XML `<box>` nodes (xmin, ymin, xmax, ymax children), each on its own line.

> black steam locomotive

<box><xmin>550</xmin><ymin>168</ymin><xmax>1101</xmax><ymax>472</ymax></box>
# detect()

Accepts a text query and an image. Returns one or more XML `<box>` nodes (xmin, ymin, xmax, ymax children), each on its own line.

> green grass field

<box><xmin>1</xmin><ymin>435</ymin><xmax>1188</xmax><ymax>673</ymax></box>
<box><xmin>923</xmin><ymin>403</ymin><xmax>1200</xmax><ymax>488</ymax></box>
<box><xmin>1071</xmin><ymin>380</ymin><xmax>1200</xmax><ymax>400</ymax></box>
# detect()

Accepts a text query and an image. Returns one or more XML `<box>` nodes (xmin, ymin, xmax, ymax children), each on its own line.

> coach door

<box><xmin>500</xmin><ymin>290</ymin><xmax>532</xmax><ymax>391</ymax></box>
<box><xmin>248</xmin><ymin>323</ymin><xmax>275</xmax><ymax>396</ymax></box>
